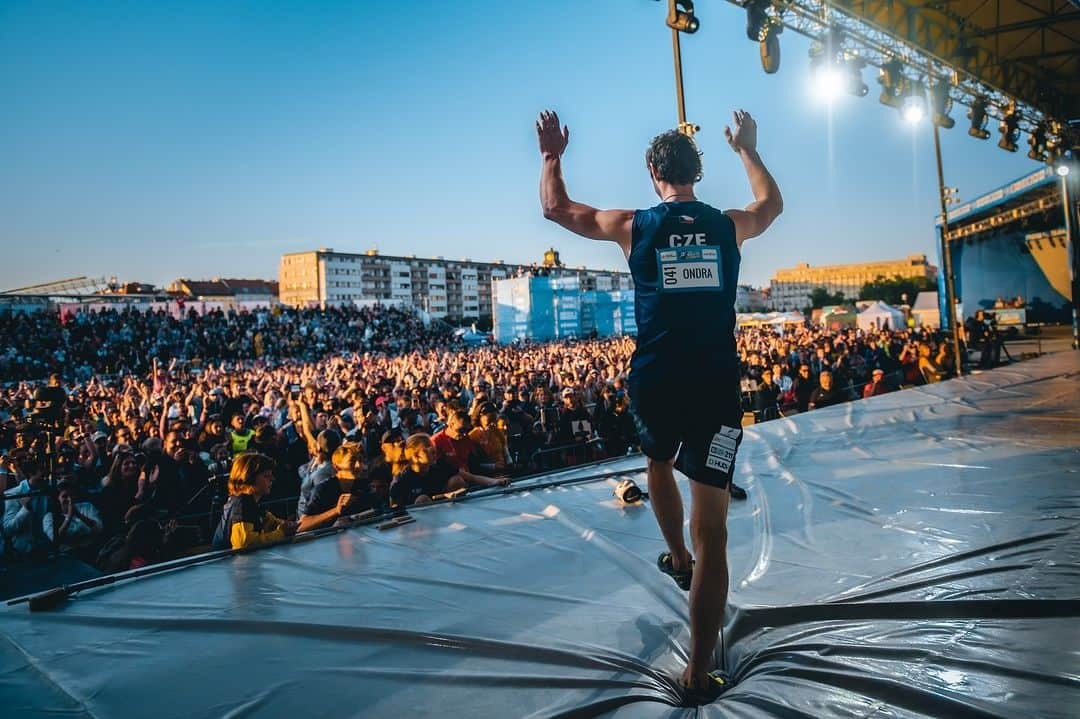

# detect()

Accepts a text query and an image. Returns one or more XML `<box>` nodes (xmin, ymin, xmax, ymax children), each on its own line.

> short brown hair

<box><xmin>645</xmin><ymin>130</ymin><xmax>703</xmax><ymax>185</ymax></box>
<box><xmin>228</xmin><ymin>452</ymin><xmax>276</xmax><ymax>496</ymax></box>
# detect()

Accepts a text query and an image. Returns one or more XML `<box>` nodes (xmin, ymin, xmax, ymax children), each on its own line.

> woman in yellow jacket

<box><xmin>212</xmin><ymin>453</ymin><xmax>297</xmax><ymax>550</ymax></box>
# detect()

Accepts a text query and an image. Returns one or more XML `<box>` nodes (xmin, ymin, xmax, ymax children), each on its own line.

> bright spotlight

<box><xmin>811</xmin><ymin>58</ymin><xmax>846</xmax><ymax>102</ymax></box>
<box><xmin>901</xmin><ymin>83</ymin><xmax>926</xmax><ymax>124</ymax></box>
<box><xmin>1054</xmin><ymin>149</ymin><xmax>1074</xmax><ymax>177</ymax></box>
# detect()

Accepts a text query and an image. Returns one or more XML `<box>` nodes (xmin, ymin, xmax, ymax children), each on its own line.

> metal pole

<box><xmin>933</xmin><ymin>121</ymin><xmax>964</xmax><ymax>376</ymax></box>
<box><xmin>672</xmin><ymin>27</ymin><xmax>688</xmax><ymax>130</ymax></box>
<box><xmin>1062</xmin><ymin>174</ymin><xmax>1079</xmax><ymax>350</ymax></box>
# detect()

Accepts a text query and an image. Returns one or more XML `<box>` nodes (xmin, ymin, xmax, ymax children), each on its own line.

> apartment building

<box><xmin>279</xmin><ymin>248</ymin><xmax>633</xmax><ymax>321</ymax></box>
<box><xmin>769</xmin><ymin>254</ymin><xmax>938</xmax><ymax>311</ymax></box>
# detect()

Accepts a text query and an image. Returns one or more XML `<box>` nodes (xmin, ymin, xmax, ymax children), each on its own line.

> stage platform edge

<box><xmin>1</xmin><ymin>352</ymin><xmax>1078</xmax><ymax>718</ymax></box>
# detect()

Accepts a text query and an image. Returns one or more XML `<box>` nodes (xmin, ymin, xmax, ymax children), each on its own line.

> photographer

<box><xmin>557</xmin><ymin>388</ymin><xmax>594</xmax><ymax>447</ymax></box>
<box><xmin>592</xmin><ymin>386</ymin><xmax>637</xmax><ymax>456</ymax></box>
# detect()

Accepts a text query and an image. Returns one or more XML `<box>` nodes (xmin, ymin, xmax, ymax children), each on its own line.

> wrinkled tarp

<box><xmin>1</xmin><ymin>353</ymin><xmax>1078</xmax><ymax>718</ymax></box>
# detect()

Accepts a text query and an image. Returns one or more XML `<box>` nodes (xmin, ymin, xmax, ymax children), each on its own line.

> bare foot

<box><xmin>671</xmin><ymin>550</ymin><xmax>694</xmax><ymax>573</ymax></box>
<box><xmin>680</xmin><ymin>666</ymin><xmax>707</xmax><ymax>690</ymax></box>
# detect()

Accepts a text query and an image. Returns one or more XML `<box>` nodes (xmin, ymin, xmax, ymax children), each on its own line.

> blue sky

<box><xmin>1</xmin><ymin>0</ymin><xmax>1042</xmax><ymax>291</ymax></box>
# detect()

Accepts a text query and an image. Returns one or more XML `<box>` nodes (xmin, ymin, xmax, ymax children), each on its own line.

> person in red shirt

<box><xmin>432</xmin><ymin>409</ymin><xmax>480</xmax><ymax>472</ymax></box>
<box><xmin>432</xmin><ymin>409</ymin><xmax>507</xmax><ymax>490</ymax></box>
<box><xmin>863</xmin><ymin>368</ymin><xmax>892</xmax><ymax>399</ymax></box>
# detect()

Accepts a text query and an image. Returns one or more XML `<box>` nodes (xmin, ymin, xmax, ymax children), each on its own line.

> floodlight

<box><xmin>967</xmin><ymin>96</ymin><xmax>991</xmax><ymax>139</ymax></box>
<box><xmin>745</xmin><ymin>0</ymin><xmax>771</xmax><ymax>41</ymax></box>
<box><xmin>844</xmin><ymin>57</ymin><xmax>869</xmax><ymax>97</ymax></box>
<box><xmin>878</xmin><ymin>60</ymin><xmax>903</xmax><ymax>108</ymax></box>
<box><xmin>666</xmin><ymin>0</ymin><xmax>699</xmax><ymax>33</ymax></box>
<box><xmin>901</xmin><ymin>83</ymin><xmax>926</xmax><ymax>124</ymax></box>
<box><xmin>1027</xmin><ymin>122</ymin><xmax>1048</xmax><ymax>161</ymax></box>
<box><xmin>998</xmin><ymin>104</ymin><xmax>1020</xmax><ymax>152</ymax></box>
<box><xmin>930</xmin><ymin>81</ymin><xmax>955</xmax><ymax>129</ymax></box>
<box><xmin>760</xmin><ymin>29</ymin><xmax>781</xmax><ymax>74</ymax></box>
<box><xmin>810</xmin><ymin>55</ymin><xmax>845</xmax><ymax>102</ymax></box>
<box><xmin>1052</xmin><ymin>148</ymin><xmax>1073</xmax><ymax>177</ymax></box>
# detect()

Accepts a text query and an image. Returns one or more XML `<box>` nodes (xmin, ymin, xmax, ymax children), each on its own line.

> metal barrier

<box><xmin>526</xmin><ymin>438</ymin><xmax>609</xmax><ymax>472</ymax></box>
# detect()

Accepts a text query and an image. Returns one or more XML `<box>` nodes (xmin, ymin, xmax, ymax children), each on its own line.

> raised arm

<box><xmin>722</xmin><ymin>110</ymin><xmax>783</xmax><ymax>246</ymax></box>
<box><xmin>537</xmin><ymin>110</ymin><xmax>633</xmax><ymax>254</ymax></box>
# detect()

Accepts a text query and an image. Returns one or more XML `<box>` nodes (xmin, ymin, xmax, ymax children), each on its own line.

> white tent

<box><xmin>857</xmin><ymin>301</ymin><xmax>906</xmax><ymax>331</ymax></box>
<box><xmin>911</xmin><ymin>292</ymin><xmax>940</xmax><ymax>329</ymax></box>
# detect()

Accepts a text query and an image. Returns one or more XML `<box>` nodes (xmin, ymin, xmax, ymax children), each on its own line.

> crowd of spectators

<box><xmin>1</xmin><ymin>303</ymin><xmax>959</xmax><ymax>578</ymax></box>
<box><xmin>0</xmin><ymin>304</ymin><xmax>452</xmax><ymax>382</ymax></box>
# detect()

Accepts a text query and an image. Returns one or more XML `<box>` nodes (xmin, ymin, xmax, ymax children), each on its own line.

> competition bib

<box><xmin>656</xmin><ymin>246</ymin><xmax>723</xmax><ymax>293</ymax></box>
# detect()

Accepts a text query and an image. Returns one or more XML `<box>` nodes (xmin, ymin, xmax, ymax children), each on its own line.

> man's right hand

<box><xmin>724</xmin><ymin>109</ymin><xmax>757</xmax><ymax>154</ymax></box>
<box><xmin>536</xmin><ymin>110</ymin><xmax>569</xmax><ymax>159</ymax></box>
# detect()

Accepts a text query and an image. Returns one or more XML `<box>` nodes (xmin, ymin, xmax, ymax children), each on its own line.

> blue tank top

<box><xmin>628</xmin><ymin>201</ymin><xmax>740</xmax><ymax>374</ymax></box>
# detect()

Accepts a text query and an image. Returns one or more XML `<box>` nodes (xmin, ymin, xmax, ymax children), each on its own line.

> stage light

<box><xmin>1027</xmin><ymin>122</ymin><xmax>1048</xmax><ymax>161</ymax></box>
<box><xmin>745</xmin><ymin>0</ymin><xmax>770</xmax><ymax>41</ymax></box>
<box><xmin>745</xmin><ymin>0</ymin><xmax>781</xmax><ymax>73</ymax></box>
<box><xmin>901</xmin><ymin>83</ymin><xmax>926</xmax><ymax>124</ymax></box>
<box><xmin>1053</xmin><ymin>149</ymin><xmax>1073</xmax><ymax>177</ymax></box>
<box><xmin>998</xmin><ymin>104</ymin><xmax>1020</xmax><ymax>152</ymax></box>
<box><xmin>845</xmin><ymin>57</ymin><xmax>869</xmax><ymax>97</ymax></box>
<box><xmin>967</xmin><ymin>96</ymin><xmax>991</xmax><ymax>139</ymax></box>
<box><xmin>810</xmin><ymin>53</ymin><xmax>867</xmax><ymax>102</ymax></box>
<box><xmin>930</xmin><ymin>81</ymin><xmax>955</xmax><ymax>129</ymax></box>
<box><xmin>878</xmin><ymin>60</ymin><xmax>903</xmax><ymax>108</ymax></box>
<box><xmin>760</xmin><ymin>29</ymin><xmax>781</xmax><ymax>74</ymax></box>
<box><xmin>666</xmin><ymin>0</ymin><xmax>699</xmax><ymax>33</ymax></box>
<box><xmin>810</xmin><ymin>55</ymin><xmax>845</xmax><ymax>102</ymax></box>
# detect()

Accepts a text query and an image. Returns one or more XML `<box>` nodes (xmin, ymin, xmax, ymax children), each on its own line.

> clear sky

<box><xmin>1</xmin><ymin>0</ymin><xmax>1042</xmax><ymax>291</ymax></box>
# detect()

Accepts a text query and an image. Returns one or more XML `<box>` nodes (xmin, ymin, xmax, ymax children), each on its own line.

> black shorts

<box><xmin>627</xmin><ymin>365</ymin><xmax>744</xmax><ymax>489</ymax></box>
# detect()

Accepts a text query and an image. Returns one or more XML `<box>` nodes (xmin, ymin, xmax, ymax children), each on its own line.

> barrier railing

<box><xmin>526</xmin><ymin>437</ymin><xmax>608</xmax><ymax>472</ymax></box>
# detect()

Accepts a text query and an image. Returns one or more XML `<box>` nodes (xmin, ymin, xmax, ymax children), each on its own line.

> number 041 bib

<box><xmin>656</xmin><ymin>246</ymin><xmax>724</xmax><ymax>293</ymax></box>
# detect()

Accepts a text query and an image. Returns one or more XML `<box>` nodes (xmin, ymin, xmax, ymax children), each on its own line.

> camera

<box><xmin>290</xmin><ymin>384</ymin><xmax>302</xmax><ymax>400</ymax></box>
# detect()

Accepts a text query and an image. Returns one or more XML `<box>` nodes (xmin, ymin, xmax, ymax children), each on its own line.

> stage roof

<box><xmin>2</xmin><ymin>352</ymin><xmax>1078</xmax><ymax>717</ymax></box>
<box><xmin>829</xmin><ymin>0</ymin><xmax>1080</xmax><ymax>124</ymax></box>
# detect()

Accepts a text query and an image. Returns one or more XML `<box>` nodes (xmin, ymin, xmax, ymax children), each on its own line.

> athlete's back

<box><xmin>628</xmin><ymin>199</ymin><xmax>740</xmax><ymax>373</ymax></box>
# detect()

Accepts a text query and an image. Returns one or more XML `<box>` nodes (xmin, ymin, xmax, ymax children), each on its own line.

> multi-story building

<box><xmin>769</xmin><ymin>254</ymin><xmax>938</xmax><ymax>311</ymax></box>
<box><xmin>279</xmin><ymin>248</ymin><xmax>633</xmax><ymax>322</ymax></box>
<box><xmin>735</xmin><ymin>285</ymin><xmax>767</xmax><ymax>312</ymax></box>
<box><xmin>168</xmin><ymin>278</ymin><xmax>279</xmax><ymax>308</ymax></box>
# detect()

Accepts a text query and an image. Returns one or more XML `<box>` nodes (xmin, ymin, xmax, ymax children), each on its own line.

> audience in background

<box><xmin>1</xmin><ymin>302</ymin><xmax>960</xmax><ymax>578</ymax></box>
